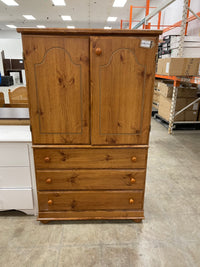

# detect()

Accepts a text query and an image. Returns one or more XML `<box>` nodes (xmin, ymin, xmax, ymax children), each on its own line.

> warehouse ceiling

<box><xmin>0</xmin><ymin>0</ymin><xmax>164</xmax><ymax>31</ymax></box>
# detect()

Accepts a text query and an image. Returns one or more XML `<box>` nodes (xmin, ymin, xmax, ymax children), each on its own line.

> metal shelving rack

<box><xmin>155</xmin><ymin>0</ymin><xmax>200</xmax><ymax>134</ymax></box>
<box><xmin>155</xmin><ymin>74</ymin><xmax>200</xmax><ymax>133</ymax></box>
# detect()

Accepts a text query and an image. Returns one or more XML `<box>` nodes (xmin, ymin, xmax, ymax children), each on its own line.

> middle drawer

<box><xmin>36</xmin><ymin>169</ymin><xmax>146</xmax><ymax>190</ymax></box>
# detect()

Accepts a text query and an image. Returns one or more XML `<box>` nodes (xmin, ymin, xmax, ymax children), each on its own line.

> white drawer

<box><xmin>0</xmin><ymin>189</ymin><xmax>33</xmax><ymax>210</ymax></box>
<box><xmin>0</xmin><ymin>143</ymin><xmax>29</xmax><ymax>167</ymax></box>
<box><xmin>0</xmin><ymin>167</ymin><xmax>32</xmax><ymax>188</ymax></box>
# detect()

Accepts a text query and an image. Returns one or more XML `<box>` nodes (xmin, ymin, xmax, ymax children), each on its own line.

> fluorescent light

<box><xmin>37</xmin><ymin>25</ymin><xmax>46</xmax><ymax>28</ymax></box>
<box><xmin>61</xmin><ymin>15</ymin><xmax>72</xmax><ymax>21</ymax></box>
<box><xmin>113</xmin><ymin>0</ymin><xmax>127</xmax><ymax>7</ymax></box>
<box><xmin>52</xmin><ymin>0</ymin><xmax>66</xmax><ymax>6</ymax></box>
<box><xmin>67</xmin><ymin>26</ymin><xmax>75</xmax><ymax>29</ymax></box>
<box><xmin>6</xmin><ymin>24</ymin><xmax>17</xmax><ymax>28</ymax></box>
<box><xmin>1</xmin><ymin>0</ymin><xmax>19</xmax><ymax>6</ymax></box>
<box><xmin>107</xmin><ymin>17</ymin><xmax>117</xmax><ymax>22</ymax></box>
<box><xmin>23</xmin><ymin>15</ymin><xmax>36</xmax><ymax>20</ymax></box>
<box><xmin>104</xmin><ymin>26</ymin><xmax>112</xmax><ymax>29</ymax></box>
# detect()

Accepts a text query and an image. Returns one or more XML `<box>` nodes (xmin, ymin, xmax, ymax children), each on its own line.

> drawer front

<box><xmin>0</xmin><ymin>143</ymin><xmax>29</xmax><ymax>167</ymax></box>
<box><xmin>0</xmin><ymin>167</ymin><xmax>32</xmax><ymax>188</ymax></box>
<box><xmin>38</xmin><ymin>190</ymin><xmax>144</xmax><ymax>211</ymax></box>
<box><xmin>0</xmin><ymin>189</ymin><xmax>33</xmax><ymax>210</ymax></box>
<box><xmin>34</xmin><ymin>148</ymin><xmax>147</xmax><ymax>169</ymax></box>
<box><xmin>36</xmin><ymin>169</ymin><xmax>146</xmax><ymax>190</ymax></box>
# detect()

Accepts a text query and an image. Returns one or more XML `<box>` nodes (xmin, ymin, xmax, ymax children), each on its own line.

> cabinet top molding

<box><xmin>17</xmin><ymin>28</ymin><xmax>162</xmax><ymax>36</ymax></box>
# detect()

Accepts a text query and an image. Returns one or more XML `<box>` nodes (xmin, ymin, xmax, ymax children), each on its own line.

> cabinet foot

<box><xmin>133</xmin><ymin>219</ymin><xmax>142</xmax><ymax>223</ymax></box>
<box><xmin>40</xmin><ymin>220</ymin><xmax>49</xmax><ymax>224</ymax></box>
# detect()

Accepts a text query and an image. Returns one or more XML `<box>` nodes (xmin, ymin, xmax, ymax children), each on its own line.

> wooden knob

<box><xmin>46</xmin><ymin>178</ymin><xmax>52</xmax><ymax>184</ymax></box>
<box><xmin>44</xmin><ymin>157</ymin><xmax>50</xmax><ymax>162</ymax></box>
<box><xmin>131</xmin><ymin>156</ymin><xmax>137</xmax><ymax>162</ymax></box>
<box><xmin>48</xmin><ymin>199</ymin><xmax>53</xmax><ymax>205</ymax></box>
<box><xmin>130</xmin><ymin>178</ymin><xmax>136</xmax><ymax>183</ymax></box>
<box><xmin>96</xmin><ymin>48</ymin><xmax>102</xmax><ymax>56</ymax></box>
<box><xmin>129</xmin><ymin>198</ymin><xmax>134</xmax><ymax>204</ymax></box>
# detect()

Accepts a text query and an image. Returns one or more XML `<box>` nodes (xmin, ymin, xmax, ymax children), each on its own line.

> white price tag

<box><xmin>165</xmin><ymin>62</ymin><xmax>170</xmax><ymax>74</ymax></box>
<box><xmin>140</xmin><ymin>40</ymin><xmax>152</xmax><ymax>48</ymax></box>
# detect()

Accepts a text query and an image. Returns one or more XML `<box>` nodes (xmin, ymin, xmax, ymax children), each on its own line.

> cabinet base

<box><xmin>38</xmin><ymin>210</ymin><xmax>144</xmax><ymax>222</ymax></box>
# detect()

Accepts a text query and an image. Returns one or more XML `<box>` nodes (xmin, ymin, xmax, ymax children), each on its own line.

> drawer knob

<box><xmin>96</xmin><ymin>48</ymin><xmax>102</xmax><ymax>56</ymax></box>
<box><xmin>129</xmin><ymin>198</ymin><xmax>134</xmax><ymax>204</ymax></box>
<box><xmin>46</xmin><ymin>178</ymin><xmax>52</xmax><ymax>184</ymax></box>
<box><xmin>48</xmin><ymin>200</ymin><xmax>53</xmax><ymax>205</ymax></box>
<box><xmin>44</xmin><ymin>157</ymin><xmax>51</xmax><ymax>162</ymax></box>
<box><xmin>130</xmin><ymin>178</ymin><xmax>136</xmax><ymax>183</ymax></box>
<box><xmin>131</xmin><ymin>156</ymin><xmax>137</xmax><ymax>162</ymax></box>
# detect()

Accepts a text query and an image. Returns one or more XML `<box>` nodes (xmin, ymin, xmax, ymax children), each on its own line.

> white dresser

<box><xmin>0</xmin><ymin>126</ymin><xmax>37</xmax><ymax>215</ymax></box>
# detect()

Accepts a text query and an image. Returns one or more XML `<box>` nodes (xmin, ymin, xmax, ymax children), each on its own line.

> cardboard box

<box><xmin>153</xmin><ymin>91</ymin><xmax>160</xmax><ymax>103</ymax></box>
<box><xmin>156</xmin><ymin>58</ymin><xmax>200</xmax><ymax>76</ymax></box>
<box><xmin>158</xmin><ymin>95</ymin><xmax>199</xmax><ymax>122</ymax></box>
<box><xmin>158</xmin><ymin>82</ymin><xmax>198</xmax><ymax>98</ymax></box>
<box><xmin>171</xmin><ymin>47</ymin><xmax>200</xmax><ymax>58</ymax></box>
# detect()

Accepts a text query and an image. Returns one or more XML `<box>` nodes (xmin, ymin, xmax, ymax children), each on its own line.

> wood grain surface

<box><xmin>91</xmin><ymin>36</ymin><xmax>158</xmax><ymax>145</ymax></box>
<box><xmin>36</xmin><ymin>169</ymin><xmax>146</xmax><ymax>190</ymax></box>
<box><xmin>22</xmin><ymin>36</ymin><xmax>89</xmax><ymax>144</ymax></box>
<box><xmin>34</xmin><ymin>148</ymin><xmax>147</xmax><ymax>169</ymax></box>
<box><xmin>38</xmin><ymin>190</ymin><xmax>144</xmax><ymax>211</ymax></box>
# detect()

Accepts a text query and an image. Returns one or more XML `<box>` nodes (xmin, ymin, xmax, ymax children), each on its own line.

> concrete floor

<box><xmin>0</xmin><ymin>119</ymin><xmax>200</xmax><ymax>267</ymax></box>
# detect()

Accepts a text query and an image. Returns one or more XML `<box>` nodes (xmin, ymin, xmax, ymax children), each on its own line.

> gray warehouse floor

<box><xmin>0</xmin><ymin>119</ymin><xmax>200</xmax><ymax>267</ymax></box>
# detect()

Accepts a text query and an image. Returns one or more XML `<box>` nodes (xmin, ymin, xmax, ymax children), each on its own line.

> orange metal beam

<box><xmin>163</xmin><ymin>11</ymin><xmax>200</xmax><ymax>33</ymax></box>
<box><xmin>120</xmin><ymin>19</ymin><xmax>123</xmax><ymax>29</ymax></box>
<box><xmin>155</xmin><ymin>74</ymin><xmax>200</xmax><ymax>85</ymax></box>
<box><xmin>185</xmin><ymin>0</ymin><xmax>191</xmax><ymax>35</ymax></box>
<box><xmin>129</xmin><ymin>5</ymin><xmax>133</xmax><ymax>29</ymax></box>
<box><xmin>145</xmin><ymin>0</ymin><xmax>150</xmax><ymax>29</ymax></box>
<box><xmin>157</xmin><ymin>11</ymin><xmax>161</xmax><ymax>29</ymax></box>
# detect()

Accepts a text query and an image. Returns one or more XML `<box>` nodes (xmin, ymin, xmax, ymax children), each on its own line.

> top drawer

<box><xmin>34</xmin><ymin>147</ymin><xmax>147</xmax><ymax>169</ymax></box>
<box><xmin>0</xmin><ymin>143</ymin><xmax>29</xmax><ymax>167</ymax></box>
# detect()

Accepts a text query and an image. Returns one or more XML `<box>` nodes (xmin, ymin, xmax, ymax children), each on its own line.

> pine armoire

<box><xmin>17</xmin><ymin>28</ymin><xmax>161</xmax><ymax>223</ymax></box>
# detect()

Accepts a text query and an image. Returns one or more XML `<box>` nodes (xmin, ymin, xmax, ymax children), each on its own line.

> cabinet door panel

<box><xmin>90</xmin><ymin>37</ymin><xmax>158</xmax><ymax>145</ymax></box>
<box><xmin>23</xmin><ymin>36</ymin><xmax>89</xmax><ymax>144</ymax></box>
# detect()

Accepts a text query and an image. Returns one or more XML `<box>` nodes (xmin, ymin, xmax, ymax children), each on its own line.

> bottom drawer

<box><xmin>0</xmin><ymin>189</ymin><xmax>33</xmax><ymax>210</ymax></box>
<box><xmin>38</xmin><ymin>191</ymin><xmax>144</xmax><ymax>211</ymax></box>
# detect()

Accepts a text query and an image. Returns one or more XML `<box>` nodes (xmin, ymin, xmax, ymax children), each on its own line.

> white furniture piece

<box><xmin>0</xmin><ymin>126</ymin><xmax>37</xmax><ymax>215</ymax></box>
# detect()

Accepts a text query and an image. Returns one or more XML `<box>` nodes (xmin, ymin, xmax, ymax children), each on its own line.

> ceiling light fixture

<box><xmin>113</xmin><ymin>0</ymin><xmax>127</xmax><ymax>7</ymax></box>
<box><xmin>107</xmin><ymin>17</ymin><xmax>117</xmax><ymax>22</ymax></box>
<box><xmin>6</xmin><ymin>24</ymin><xmax>17</xmax><ymax>28</ymax></box>
<box><xmin>1</xmin><ymin>0</ymin><xmax>18</xmax><ymax>6</ymax></box>
<box><xmin>23</xmin><ymin>15</ymin><xmax>36</xmax><ymax>20</ymax></box>
<box><xmin>61</xmin><ymin>15</ymin><xmax>72</xmax><ymax>21</ymax></box>
<box><xmin>37</xmin><ymin>25</ymin><xmax>46</xmax><ymax>28</ymax></box>
<box><xmin>67</xmin><ymin>26</ymin><xmax>75</xmax><ymax>29</ymax></box>
<box><xmin>52</xmin><ymin>0</ymin><xmax>66</xmax><ymax>6</ymax></box>
<box><xmin>104</xmin><ymin>26</ymin><xmax>112</xmax><ymax>29</ymax></box>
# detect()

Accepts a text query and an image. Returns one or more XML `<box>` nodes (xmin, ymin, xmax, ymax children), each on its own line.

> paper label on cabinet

<box><xmin>140</xmin><ymin>40</ymin><xmax>152</xmax><ymax>48</ymax></box>
<box><xmin>193</xmin><ymin>103</ymin><xmax>198</xmax><ymax>110</ymax></box>
<box><xmin>165</xmin><ymin>62</ymin><xmax>170</xmax><ymax>74</ymax></box>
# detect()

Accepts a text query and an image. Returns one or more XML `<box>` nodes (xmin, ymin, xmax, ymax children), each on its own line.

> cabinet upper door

<box><xmin>22</xmin><ymin>36</ymin><xmax>89</xmax><ymax>144</ymax></box>
<box><xmin>90</xmin><ymin>36</ymin><xmax>158</xmax><ymax>145</ymax></box>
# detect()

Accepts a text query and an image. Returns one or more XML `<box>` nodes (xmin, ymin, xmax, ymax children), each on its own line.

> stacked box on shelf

<box><xmin>152</xmin><ymin>80</ymin><xmax>160</xmax><ymax>109</ymax></box>
<box><xmin>170</xmin><ymin>36</ymin><xmax>200</xmax><ymax>58</ymax></box>
<box><xmin>158</xmin><ymin>82</ymin><xmax>199</xmax><ymax>122</ymax></box>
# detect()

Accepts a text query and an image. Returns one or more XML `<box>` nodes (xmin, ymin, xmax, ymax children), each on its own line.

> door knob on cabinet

<box><xmin>95</xmin><ymin>48</ymin><xmax>102</xmax><ymax>56</ymax></box>
<box><xmin>130</xmin><ymin>178</ymin><xmax>136</xmax><ymax>183</ymax></box>
<box><xmin>44</xmin><ymin>157</ymin><xmax>51</xmax><ymax>162</ymax></box>
<box><xmin>46</xmin><ymin>178</ymin><xmax>52</xmax><ymax>184</ymax></box>
<box><xmin>131</xmin><ymin>156</ymin><xmax>137</xmax><ymax>162</ymax></box>
<box><xmin>129</xmin><ymin>198</ymin><xmax>134</xmax><ymax>204</ymax></box>
<box><xmin>48</xmin><ymin>199</ymin><xmax>53</xmax><ymax>205</ymax></box>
